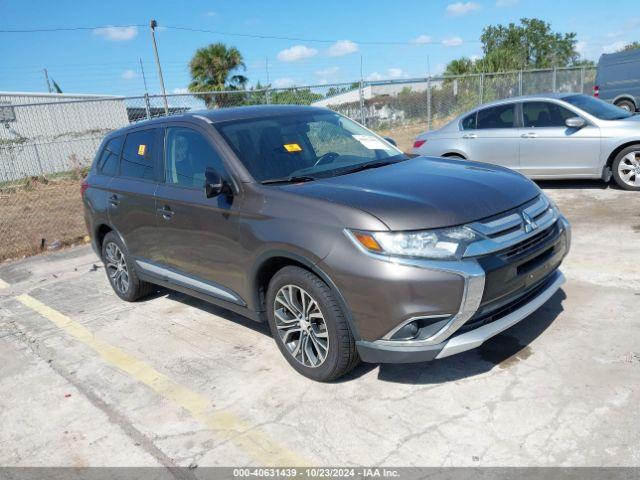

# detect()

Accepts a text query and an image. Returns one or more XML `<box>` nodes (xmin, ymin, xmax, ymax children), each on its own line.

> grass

<box><xmin>0</xmin><ymin>172</ymin><xmax>89</xmax><ymax>263</ymax></box>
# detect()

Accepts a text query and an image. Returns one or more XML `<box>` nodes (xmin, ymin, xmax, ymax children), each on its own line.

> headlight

<box><xmin>347</xmin><ymin>226</ymin><xmax>478</xmax><ymax>260</ymax></box>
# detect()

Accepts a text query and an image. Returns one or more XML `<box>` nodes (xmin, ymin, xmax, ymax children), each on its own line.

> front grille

<box><xmin>500</xmin><ymin>221</ymin><xmax>559</xmax><ymax>260</ymax></box>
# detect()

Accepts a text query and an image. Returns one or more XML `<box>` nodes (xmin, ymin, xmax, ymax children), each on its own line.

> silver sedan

<box><xmin>413</xmin><ymin>93</ymin><xmax>640</xmax><ymax>190</ymax></box>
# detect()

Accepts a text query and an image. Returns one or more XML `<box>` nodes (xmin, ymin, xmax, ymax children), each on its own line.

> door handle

<box><xmin>158</xmin><ymin>205</ymin><xmax>174</xmax><ymax>220</ymax></box>
<box><xmin>521</xmin><ymin>132</ymin><xmax>538</xmax><ymax>138</ymax></box>
<box><xmin>462</xmin><ymin>133</ymin><xmax>477</xmax><ymax>139</ymax></box>
<box><xmin>109</xmin><ymin>194</ymin><xmax>120</xmax><ymax>206</ymax></box>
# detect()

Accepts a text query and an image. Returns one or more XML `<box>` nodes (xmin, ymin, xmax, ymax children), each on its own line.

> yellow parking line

<box><xmin>15</xmin><ymin>293</ymin><xmax>310</xmax><ymax>467</ymax></box>
<box><xmin>0</xmin><ymin>278</ymin><xmax>9</xmax><ymax>289</ymax></box>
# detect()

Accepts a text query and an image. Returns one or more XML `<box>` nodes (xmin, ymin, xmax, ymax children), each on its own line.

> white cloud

<box><xmin>172</xmin><ymin>87</ymin><xmax>189</xmax><ymax>94</ymax></box>
<box><xmin>121</xmin><ymin>69</ymin><xmax>137</xmax><ymax>80</ymax></box>
<box><xmin>412</xmin><ymin>34</ymin><xmax>433</xmax><ymax>45</ymax></box>
<box><xmin>366</xmin><ymin>69</ymin><xmax>407</xmax><ymax>81</ymax></box>
<box><xmin>442</xmin><ymin>36</ymin><xmax>464</xmax><ymax>47</ymax></box>
<box><xmin>93</xmin><ymin>25</ymin><xmax>138</xmax><ymax>41</ymax></box>
<box><xmin>277</xmin><ymin>45</ymin><xmax>318</xmax><ymax>62</ymax></box>
<box><xmin>602</xmin><ymin>40</ymin><xmax>627</xmax><ymax>54</ymax></box>
<box><xmin>273</xmin><ymin>77</ymin><xmax>296</xmax><ymax>88</ymax></box>
<box><xmin>575</xmin><ymin>41</ymin><xmax>588</xmax><ymax>56</ymax></box>
<box><xmin>315</xmin><ymin>66</ymin><xmax>339</xmax><ymax>77</ymax></box>
<box><xmin>326</xmin><ymin>40</ymin><xmax>359</xmax><ymax>57</ymax></box>
<box><xmin>496</xmin><ymin>0</ymin><xmax>518</xmax><ymax>6</ymax></box>
<box><xmin>446</xmin><ymin>2</ymin><xmax>481</xmax><ymax>16</ymax></box>
<box><xmin>205</xmin><ymin>11</ymin><xmax>216</xmax><ymax>17</ymax></box>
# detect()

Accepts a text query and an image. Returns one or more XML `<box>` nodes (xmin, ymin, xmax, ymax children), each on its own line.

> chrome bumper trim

<box><xmin>435</xmin><ymin>271</ymin><xmax>565</xmax><ymax>359</ymax></box>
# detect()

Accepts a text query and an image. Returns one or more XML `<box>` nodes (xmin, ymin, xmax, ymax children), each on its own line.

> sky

<box><xmin>1</xmin><ymin>0</ymin><xmax>639</xmax><ymax>96</ymax></box>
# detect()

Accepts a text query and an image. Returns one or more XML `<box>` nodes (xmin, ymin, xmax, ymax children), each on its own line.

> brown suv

<box><xmin>82</xmin><ymin>105</ymin><xmax>570</xmax><ymax>381</ymax></box>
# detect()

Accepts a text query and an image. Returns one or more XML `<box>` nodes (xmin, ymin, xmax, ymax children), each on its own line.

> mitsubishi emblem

<box><xmin>522</xmin><ymin>211</ymin><xmax>538</xmax><ymax>233</ymax></box>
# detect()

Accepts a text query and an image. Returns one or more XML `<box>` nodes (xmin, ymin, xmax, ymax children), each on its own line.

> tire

<box><xmin>611</xmin><ymin>146</ymin><xmax>640</xmax><ymax>191</ymax></box>
<box><xmin>101</xmin><ymin>231</ymin><xmax>155</xmax><ymax>301</ymax></box>
<box><xmin>615</xmin><ymin>99</ymin><xmax>636</xmax><ymax>112</ymax></box>
<box><xmin>266</xmin><ymin>266</ymin><xmax>359</xmax><ymax>382</ymax></box>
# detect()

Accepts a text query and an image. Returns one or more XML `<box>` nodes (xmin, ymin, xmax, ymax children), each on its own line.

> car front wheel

<box><xmin>612</xmin><ymin>146</ymin><xmax>640</xmax><ymax>191</ymax></box>
<box><xmin>266</xmin><ymin>266</ymin><xmax>359</xmax><ymax>382</ymax></box>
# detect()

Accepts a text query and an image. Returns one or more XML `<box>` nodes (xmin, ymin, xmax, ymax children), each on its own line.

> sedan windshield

<box><xmin>563</xmin><ymin>94</ymin><xmax>634</xmax><ymax>120</ymax></box>
<box><xmin>216</xmin><ymin>111</ymin><xmax>407</xmax><ymax>183</ymax></box>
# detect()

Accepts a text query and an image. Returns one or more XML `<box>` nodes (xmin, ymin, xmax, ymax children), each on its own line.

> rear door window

<box><xmin>121</xmin><ymin>129</ymin><xmax>158</xmax><ymax>180</ymax></box>
<box><xmin>476</xmin><ymin>104</ymin><xmax>515</xmax><ymax>129</ymax></box>
<box><xmin>523</xmin><ymin>102</ymin><xmax>576</xmax><ymax>128</ymax></box>
<box><xmin>96</xmin><ymin>136</ymin><xmax>123</xmax><ymax>176</ymax></box>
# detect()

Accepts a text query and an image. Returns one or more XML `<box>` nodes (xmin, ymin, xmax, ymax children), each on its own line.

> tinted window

<box><xmin>121</xmin><ymin>129</ymin><xmax>157</xmax><ymax>180</ymax></box>
<box><xmin>563</xmin><ymin>94</ymin><xmax>633</xmax><ymax>120</ymax></box>
<box><xmin>523</xmin><ymin>102</ymin><xmax>575</xmax><ymax>127</ymax></box>
<box><xmin>96</xmin><ymin>136</ymin><xmax>122</xmax><ymax>176</ymax></box>
<box><xmin>461</xmin><ymin>113</ymin><xmax>477</xmax><ymax>130</ymax></box>
<box><xmin>217</xmin><ymin>112</ymin><xmax>404</xmax><ymax>182</ymax></box>
<box><xmin>165</xmin><ymin>127</ymin><xmax>226</xmax><ymax>188</ymax></box>
<box><xmin>476</xmin><ymin>104</ymin><xmax>515</xmax><ymax>129</ymax></box>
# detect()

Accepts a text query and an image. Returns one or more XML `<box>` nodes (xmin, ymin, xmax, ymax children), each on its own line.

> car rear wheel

<box><xmin>101</xmin><ymin>231</ymin><xmax>155</xmax><ymax>301</ymax></box>
<box><xmin>615</xmin><ymin>99</ymin><xmax>636</xmax><ymax>112</ymax></box>
<box><xmin>612</xmin><ymin>146</ymin><xmax>640</xmax><ymax>191</ymax></box>
<box><xmin>266</xmin><ymin>266</ymin><xmax>359</xmax><ymax>382</ymax></box>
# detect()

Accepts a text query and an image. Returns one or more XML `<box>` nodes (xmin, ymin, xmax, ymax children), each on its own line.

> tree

<box><xmin>618</xmin><ymin>41</ymin><xmax>640</xmax><ymax>52</ymax></box>
<box><xmin>444</xmin><ymin>18</ymin><xmax>586</xmax><ymax>75</ymax></box>
<box><xmin>188</xmin><ymin>43</ymin><xmax>248</xmax><ymax>107</ymax></box>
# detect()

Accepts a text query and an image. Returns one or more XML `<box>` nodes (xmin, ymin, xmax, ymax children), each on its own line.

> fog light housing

<box><xmin>391</xmin><ymin>321</ymin><xmax>420</xmax><ymax>340</ymax></box>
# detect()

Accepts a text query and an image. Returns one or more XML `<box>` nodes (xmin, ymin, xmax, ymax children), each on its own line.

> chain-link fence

<box><xmin>0</xmin><ymin>66</ymin><xmax>595</xmax><ymax>261</ymax></box>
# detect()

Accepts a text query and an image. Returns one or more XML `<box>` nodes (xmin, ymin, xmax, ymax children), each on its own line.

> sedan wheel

<box><xmin>617</xmin><ymin>152</ymin><xmax>640</xmax><ymax>188</ymax></box>
<box><xmin>274</xmin><ymin>284</ymin><xmax>329</xmax><ymax>368</ymax></box>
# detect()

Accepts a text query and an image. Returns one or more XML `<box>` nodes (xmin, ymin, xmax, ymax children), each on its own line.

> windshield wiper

<box><xmin>337</xmin><ymin>160</ymin><xmax>396</xmax><ymax>176</ymax></box>
<box><xmin>261</xmin><ymin>175</ymin><xmax>316</xmax><ymax>185</ymax></box>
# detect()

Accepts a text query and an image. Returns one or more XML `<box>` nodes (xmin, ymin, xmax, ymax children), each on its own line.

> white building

<box><xmin>0</xmin><ymin>92</ymin><xmax>130</xmax><ymax>182</ymax></box>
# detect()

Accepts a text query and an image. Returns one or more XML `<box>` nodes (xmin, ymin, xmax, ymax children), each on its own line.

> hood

<box><xmin>281</xmin><ymin>157</ymin><xmax>540</xmax><ymax>230</ymax></box>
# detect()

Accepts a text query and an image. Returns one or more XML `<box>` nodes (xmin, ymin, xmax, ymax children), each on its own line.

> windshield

<box><xmin>563</xmin><ymin>94</ymin><xmax>634</xmax><ymax>120</ymax></box>
<box><xmin>216</xmin><ymin>111</ymin><xmax>407</xmax><ymax>182</ymax></box>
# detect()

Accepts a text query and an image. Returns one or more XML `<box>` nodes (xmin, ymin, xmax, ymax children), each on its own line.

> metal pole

<box><xmin>479</xmin><ymin>72</ymin><xmax>484</xmax><ymax>105</ymax></box>
<box><xmin>552</xmin><ymin>67</ymin><xmax>557</xmax><ymax>93</ymax></box>
<box><xmin>265</xmin><ymin>56</ymin><xmax>271</xmax><ymax>105</ymax></box>
<box><xmin>150</xmin><ymin>20</ymin><xmax>169</xmax><ymax>115</ymax></box>
<box><xmin>139</xmin><ymin>58</ymin><xmax>151</xmax><ymax>119</ymax></box>
<box><xmin>359</xmin><ymin>55</ymin><xmax>366</xmax><ymax>125</ymax></box>
<box><xmin>580</xmin><ymin>67</ymin><xmax>585</xmax><ymax>94</ymax></box>
<box><xmin>518</xmin><ymin>70</ymin><xmax>523</xmax><ymax>96</ymax></box>
<box><xmin>43</xmin><ymin>69</ymin><xmax>52</xmax><ymax>93</ymax></box>
<box><xmin>427</xmin><ymin>76</ymin><xmax>432</xmax><ymax>131</ymax></box>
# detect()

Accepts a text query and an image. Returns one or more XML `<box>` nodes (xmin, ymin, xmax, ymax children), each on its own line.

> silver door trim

<box><xmin>135</xmin><ymin>259</ymin><xmax>244</xmax><ymax>304</ymax></box>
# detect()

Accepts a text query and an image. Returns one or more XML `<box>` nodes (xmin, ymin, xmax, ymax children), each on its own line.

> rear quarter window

<box><xmin>95</xmin><ymin>135</ymin><xmax>123</xmax><ymax>176</ymax></box>
<box><xmin>460</xmin><ymin>113</ymin><xmax>477</xmax><ymax>130</ymax></box>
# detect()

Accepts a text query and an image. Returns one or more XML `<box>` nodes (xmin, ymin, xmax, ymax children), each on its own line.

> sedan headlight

<box><xmin>347</xmin><ymin>226</ymin><xmax>478</xmax><ymax>260</ymax></box>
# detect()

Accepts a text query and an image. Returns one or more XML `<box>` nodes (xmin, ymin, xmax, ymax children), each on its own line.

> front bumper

<box><xmin>356</xmin><ymin>270</ymin><xmax>565</xmax><ymax>363</ymax></box>
<box><xmin>355</xmin><ymin>212</ymin><xmax>570</xmax><ymax>364</ymax></box>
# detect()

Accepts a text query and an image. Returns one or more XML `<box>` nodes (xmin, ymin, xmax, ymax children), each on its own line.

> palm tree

<box><xmin>188</xmin><ymin>43</ymin><xmax>248</xmax><ymax>107</ymax></box>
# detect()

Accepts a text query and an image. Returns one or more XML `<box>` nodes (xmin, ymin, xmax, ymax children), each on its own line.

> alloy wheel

<box><xmin>273</xmin><ymin>285</ymin><xmax>329</xmax><ymax>368</ymax></box>
<box><xmin>618</xmin><ymin>152</ymin><xmax>640</xmax><ymax>187</ymax></box>
<box><xmin>104</xmin><ymin>242</ymin><xmax>130</xmax><ymax>294</ymax></box>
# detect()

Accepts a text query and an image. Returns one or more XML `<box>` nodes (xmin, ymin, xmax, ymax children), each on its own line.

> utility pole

<box><xmin>139</xmin><ymin>58</ymin><xmax>151</xmax><ymax>120</ymax></box>
<box><xmin>43</xmin><ymin>69</ymin><xmax>52</xmax><ymax>93</ymax></box>
<box><xmin>265</xmin><ymin>56</ymin><xmax>271</xmax><ymax>105</ymax></box>
<box><xmin>359</xmin><ymin>55</ymin><xmax>366</xmax><ymax>125</ymax></box>
<box><xmin>150</xmin><ymin>20</ymin><xmax>169</xmax><ymax>115</ymax></box>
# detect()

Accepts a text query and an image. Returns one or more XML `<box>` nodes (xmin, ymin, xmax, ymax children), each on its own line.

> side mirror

<box><xmin>565</xmin><ymin>116</ymin><xmax>586</xmax><ymax>129</ymax></box>
<box><xmin>204</xmin><ymin>168</ymin><xmax>230</xmax><ymax>198</ymax></box>
<box><xmin>383</xmin><ymin>137</ymin><xmax>397</xmax><ymax>147</ymax></box>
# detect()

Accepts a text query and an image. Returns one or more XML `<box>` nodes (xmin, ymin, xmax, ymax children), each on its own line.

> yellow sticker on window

<box><xmin>283</xmin><ymin>143</ymin><xmax>302</xmax><ymax>153</ymax></box>
<box><xmin>137</xmin><ymin>144</ymin><xmax>147</xmax><ymax>156</ymax></box>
